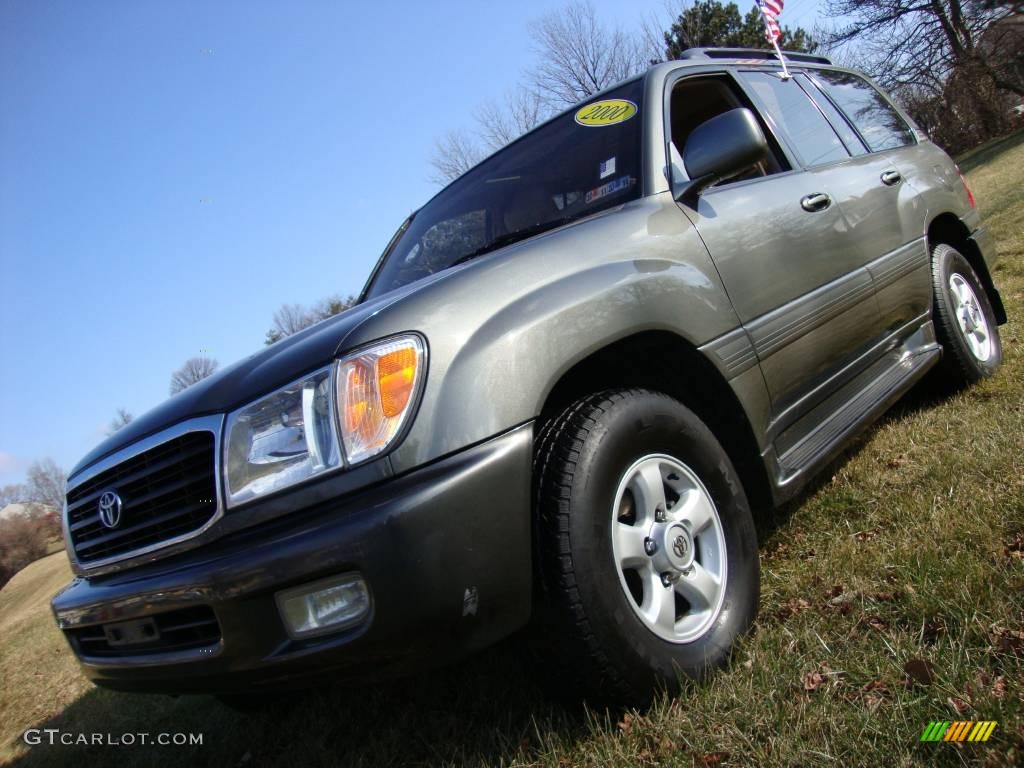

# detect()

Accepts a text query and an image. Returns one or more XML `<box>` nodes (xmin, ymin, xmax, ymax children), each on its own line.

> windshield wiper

<box><xmin>450</xmin><ymin>217</ymin><xmax>574</xmax><ymax>269</ymax></box>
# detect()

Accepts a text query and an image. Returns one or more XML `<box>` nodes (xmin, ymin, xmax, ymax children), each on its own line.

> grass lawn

<box><xmin>2</xmin><ymin>133</ymin><xmax>1022</xmax><ymax>767</ymax></box>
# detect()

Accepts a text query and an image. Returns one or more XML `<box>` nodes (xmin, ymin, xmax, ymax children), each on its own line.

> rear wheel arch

<box><xmin>927</xmin><ymin>212</ymin><xmax>1006</xmax><ymax>324</ymax></box>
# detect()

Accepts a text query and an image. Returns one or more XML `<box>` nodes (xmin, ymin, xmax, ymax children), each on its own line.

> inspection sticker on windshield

<box><xmin>585</xmin><ymin>175</ymin><xmax>631</xmax><ymax>204</ymax></box>
<box><xmin>575</xmin><ymin>99</ymin><xmax>637</xmax><ymax>127</ymax></box>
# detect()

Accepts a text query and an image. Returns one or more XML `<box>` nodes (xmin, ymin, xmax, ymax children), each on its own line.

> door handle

<box><xmin>800</xmin><ymin>192</ymin><xmax>832</xmax><ymax>212</ymax></box>
<box><xmin>881</xmin><ymin>169</ymin><xmax>902</xmax><ymax>186</ymax></box>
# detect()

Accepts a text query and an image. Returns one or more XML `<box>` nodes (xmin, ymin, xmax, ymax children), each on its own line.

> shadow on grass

<box><xmin>9</xmin><ymin>637</ymin><xmax>593</xmax><ymax>768</ymax></box>
<box><xmin>752</xmin><ymin>373</ymin><xmax>959</xmax><ymax>543</ymax></box>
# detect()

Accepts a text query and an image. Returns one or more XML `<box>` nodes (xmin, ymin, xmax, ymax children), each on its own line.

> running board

<box><xmin>775</xmin><ymin>346</ymin><xmax>940</xmax><ymax>484</ymax></box>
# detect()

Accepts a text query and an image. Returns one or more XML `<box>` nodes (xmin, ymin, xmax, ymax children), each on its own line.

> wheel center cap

<box><xmin>663</xmin><ymin>523</ymin><xmax>694</xmax><ymax>571</ymax></box>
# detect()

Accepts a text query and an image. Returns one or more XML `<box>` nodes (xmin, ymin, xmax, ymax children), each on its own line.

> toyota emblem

<box><xmin>98</xmin><ymin>491</ymin><xmax>123</xmax><ymax>529</ymax></box>
<box><xmin>672</xmin><ymin>534</ymin><xmax>688</xmax><ymax>559</ymax></box>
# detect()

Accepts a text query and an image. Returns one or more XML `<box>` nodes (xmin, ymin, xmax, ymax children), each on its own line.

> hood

<box><xmin>70</xmin><ymin>287</ymin><xmax>412</xmax><ymax>479</ymax></box>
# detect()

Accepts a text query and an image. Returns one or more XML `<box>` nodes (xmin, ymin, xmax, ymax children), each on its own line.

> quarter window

<box><xmin>812</xmin><ymin>71</ymin><xmax>914</xmax><ymax>152</ymax></box>
<box><xmin>738</xmin><ymin>71</ymin><xmax>849</xmax><ymax>167</ymax></box>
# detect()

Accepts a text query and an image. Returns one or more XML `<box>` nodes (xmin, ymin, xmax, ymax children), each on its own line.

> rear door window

<box><xmin>795</xmin><ymin>74</ymin><xmax>867</xmax><ymax>156</ymax></box>
<box><xmin>738</xmin><ymin>71</ymin><xmax>850</xmax><ymax>168</ymax></box>
<box><xmin>811</xmin><ymin>70</ymin><xmax>915</xmax><ymax>152</ymax></box>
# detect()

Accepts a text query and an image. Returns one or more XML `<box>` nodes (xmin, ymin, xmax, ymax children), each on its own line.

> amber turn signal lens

<box><xmin>336</xmin><ymin>335</ymin><xmax>425</xmax><ymax>465</ymax></box>
<box><xmin>378</xmin><ymin>347</ymin><xmax>418</xmax><ymax>418</ymax></box>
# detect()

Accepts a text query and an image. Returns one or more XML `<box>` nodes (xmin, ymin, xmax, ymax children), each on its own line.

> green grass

<box><xmin>2</xmin><ymin>139</ymin><xmax>1023</xmax><ymax>767</ymax></box>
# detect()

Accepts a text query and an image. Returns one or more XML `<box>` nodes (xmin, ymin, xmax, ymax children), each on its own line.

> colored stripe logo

<box><xmin>921</xmin><ymin>721</ymin><xmax>997</xmax><ymax>742</ymax></box>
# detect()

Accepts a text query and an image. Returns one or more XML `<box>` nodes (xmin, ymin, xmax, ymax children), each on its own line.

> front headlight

<box><xmin>225</xmin><ymin>366</ymin><xmax>342</xmax><ymax>507</ymax></box>
<box><xmin>224</xmin><ymin>334</ymin><xmax>425</xmax><ymax>506</ymax></box>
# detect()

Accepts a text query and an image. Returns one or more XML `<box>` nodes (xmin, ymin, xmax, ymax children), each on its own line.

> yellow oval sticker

<box><xmin>575</xmin><ymin>99</ymin><xmax>638</xmax><ymax>127</ymax></box>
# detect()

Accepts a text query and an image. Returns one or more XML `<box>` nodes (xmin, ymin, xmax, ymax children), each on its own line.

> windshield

<box><xmin>364</xmin><ymin>78</ymin><xmax>644</xmax><ymax>299</ymax></box>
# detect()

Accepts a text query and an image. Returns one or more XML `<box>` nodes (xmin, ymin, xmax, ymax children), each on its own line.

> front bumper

<box><xmin>51</xmin><ymin>424</ymin><xmax>534</xmax><ymax>694</ymax></box>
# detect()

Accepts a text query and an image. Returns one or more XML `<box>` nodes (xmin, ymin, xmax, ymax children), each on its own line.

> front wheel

<box><xmin>533</xmin><ymin>389</ymin><xmax>759</xmax><ymax>704</ymax></box>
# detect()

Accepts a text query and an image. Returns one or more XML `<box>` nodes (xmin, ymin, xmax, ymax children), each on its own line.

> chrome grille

<box><xmin>67</xmin><ymin>431</ymin><xmax>217</xmax><ymax>565</ymax></box>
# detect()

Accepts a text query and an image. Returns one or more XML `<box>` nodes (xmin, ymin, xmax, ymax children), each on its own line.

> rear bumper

<box><xmin>51</xmin><ymin>424</ymin><xmax>534</xmax><ymax>694</ymax></box>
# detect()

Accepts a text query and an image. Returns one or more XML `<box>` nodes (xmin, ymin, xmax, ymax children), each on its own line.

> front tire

<box><xmin>931</xmin><ymin>244</ymin><xmax>1002</xmax><ymax>387</ymax></box>
<box><xmin>533</xmin><ymin>389</ymin><xmax>759</xmax><ymax>705</ymax></box>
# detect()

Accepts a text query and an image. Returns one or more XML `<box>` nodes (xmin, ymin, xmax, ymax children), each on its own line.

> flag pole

<box><xmin>756</xmin><ymin>1</ymin><xmax>791</xmax><ymax>79</ymax></box>
<box><xmin>769</xmin><ymin>35</ymin><xmax>792</xmax><ymax>79</ymax></box>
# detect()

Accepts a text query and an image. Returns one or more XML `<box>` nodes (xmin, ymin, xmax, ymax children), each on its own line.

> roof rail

<box><xmin>679</xmin><ymin>47</ymin><xmax>833</xmax><ymax>65</ymax></box>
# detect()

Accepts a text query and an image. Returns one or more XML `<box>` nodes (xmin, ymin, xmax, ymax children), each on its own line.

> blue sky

<box><xmin>0</xmin><ymin>0</ymin><xmax>827</xmax><ymax>484</ymax></box>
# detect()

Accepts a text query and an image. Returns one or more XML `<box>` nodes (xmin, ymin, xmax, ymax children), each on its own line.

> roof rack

<box><xmin>679</xmin><ymin>47</ymin><xmax>833</xmax><ymax>65</ymax></box>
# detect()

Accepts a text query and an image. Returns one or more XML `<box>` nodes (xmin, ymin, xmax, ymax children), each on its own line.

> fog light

<box><xmin>275</xmin><ymin>573</ymin><xmax>370</xmax><ymax>639</ymax></box>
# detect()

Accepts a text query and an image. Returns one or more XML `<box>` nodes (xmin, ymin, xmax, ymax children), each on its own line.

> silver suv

<box><xmin>53</xmin><ymin>47</ymin><xmax>1004</xmax><ymax>705</ymax></box>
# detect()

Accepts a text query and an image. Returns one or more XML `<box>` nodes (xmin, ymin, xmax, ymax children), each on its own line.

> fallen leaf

<box><xmin>862</xmin><ymin>615</ymin><xmax>888</xmax><ymax>632</ymax></box>
<box><xmin>697</xmin><ymin>752</ymin><xmax>729</xmax><ymax>767</ymax></box>
<box><xmin>904</xmin><ymin>658</ymin><xmax>937</xmax><ymax>686</ymax></box>
<box><xmin>775</xmin><ymin>598</ymin><xmax>811</xmax><ymax>621</ymax></box>
<box><xmin>860</xmin><ymin>680</ymin><xmax>889</xmax><ymax>710</ymax></box>
<box><xmin>993</xmin><ymin>627</ymin><xmax>1024</xmax><ymax>656</ymax></box>
<box><xmin>947</xmin><ymin>696</ymin><xmax>970</xmax><ymax>716</ymax></box>
<box><xmin>853</xmin><ymin>528</ymin><xmax>879</xmax><ymax>542</ymax></box>
<box><xmin>618</xmin><ymin>713</ymin><xmax>634</xmax><ymax>735</ymax></box>
<box><xmin>1005</xmin><ymin>532</ymin><xmax>1024</xmax><ymax>560</ymax></box>
<box><xmin>992</xmin><ymin>675</ymin><xmax>1008</xmax><ymax>699</ymax></box>
<box><xmin>803</xmin><ymin>671</ymin><xmax>826</xmax><ymax>692</ymax></box>
<box><xmin>923</xmin><ymin>617</ymin><xmax>947</xmax><ymax>644</ymax></box>
<box><xmin>872</xmin><ymin>590</ymin><xmax>903</xmax><ymax>603</ymax></box>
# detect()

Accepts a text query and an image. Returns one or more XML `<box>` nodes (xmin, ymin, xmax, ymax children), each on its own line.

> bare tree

<box><xmin>23</xmin><ymin>458</ymin><xmax>66</xmax><ymax>513</ymax></box>
<box><xmin>270</xmin><ymin>304</ymin><xmax>312</xmax><ymax>339</ymax></box>
<box><xmin>429</xmin><ymin>0</ymin><xmax>652</xmax><ymax>184</ymax></box>
<box><xmin>169</xmin><ymin>357</ymin><xmax>219</xmax><ymax>395</ymax></box>
<box><xmin>265</xmin><ymin>294</ymin><xmax>357</xmax><ymax>345</ymax></box>
<box><xmin>473</xmin><ymin>87</ymin><xmax>551</xmax><ymax>152</ymax></box>
<box><xmin>528</xmin><ymin>0</ymin><xmax>650</xmax><ymax>107</ymax></box>
<box><xmin>824</xmin><ymin>0</ymin><xmax>1023</xmax><ymax>97</ymax></box>
<box><xmin>0</xmin><ymin>484</ymin><xmax>24</xmax><ymax>508</ymax></box>
<box><xmin>107</xmin><ymin>408</ymin><xmax>133</xmax><ymax>435</ymax></box>
<box><xmin>428</xmin><ymin>129</ymin><xmax>487</xmax><ymax>186</ymax></box>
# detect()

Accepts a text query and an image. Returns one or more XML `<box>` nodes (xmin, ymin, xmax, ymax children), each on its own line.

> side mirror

<box><xmin>675</xmin><ymin>108</ymin><xmax>769</xmax><ymax>202</ymax></box>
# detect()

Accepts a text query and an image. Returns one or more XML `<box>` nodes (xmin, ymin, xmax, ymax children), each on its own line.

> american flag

<box><xmin>757</xmin><ymin>0</ymin><xmax>784</xmax><ymax>42</ymax></box>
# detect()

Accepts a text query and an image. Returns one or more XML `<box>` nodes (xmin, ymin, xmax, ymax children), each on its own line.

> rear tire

<box><xmin>931</xmin><ymin>244</ymin><xmax>1002</xmax><ymax>387</ymax></box>
<box><xmin>533</xmin><ymin>389</ymin><xmax>759</xmax><ymax>705</ymax></box>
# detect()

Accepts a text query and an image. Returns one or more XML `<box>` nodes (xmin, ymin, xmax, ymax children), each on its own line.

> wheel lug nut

<box><xmin>660</xmin><ymin>572</ymin><xmax>678</xmax><ymax>587</ymax></box>
<box><xmin>655</xmin><ymin>505</ymin><xmax>666</xmax><ymax>523</ymax></box>
<box><xmin>644</xmin><ymin>537</ymin><xmax>657</xmax><ymax>556</ymax></box>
